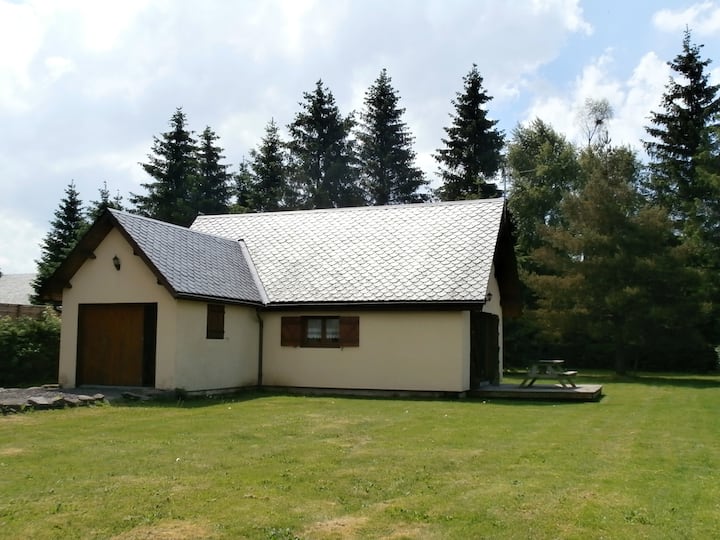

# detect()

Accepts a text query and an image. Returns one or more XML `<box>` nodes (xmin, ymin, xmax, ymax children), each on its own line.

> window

<box><xmin>281</xmin><ymin>316</ymin><xmax>359</xmax><ymax>348</ymax></box>
<box><xmin>304</xmin><ymin>316</ymin><xmax>340</xmax><ymax>346</ymax></box>
<box><xmin>206</xmin><ymin>304</ymin><xmax>225</xmax><ymax>339</ymax></box>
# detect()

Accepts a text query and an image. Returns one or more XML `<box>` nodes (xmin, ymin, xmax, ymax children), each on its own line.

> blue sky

<box><xmin>1</xmin><ymin>0</ymin><xmax>719</xmax><ymax>273</ymax></box>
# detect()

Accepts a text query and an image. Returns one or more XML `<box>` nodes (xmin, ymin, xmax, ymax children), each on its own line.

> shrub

<box><xmin>0</xmin><ymin>308</ymin><xmax>60</xmax><ymax>387</ymax></box>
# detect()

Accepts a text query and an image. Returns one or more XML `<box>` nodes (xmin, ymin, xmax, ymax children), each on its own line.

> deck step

<box><xmin>469</xmin><ymin>384</ymin><xmax>603</xmax><ymax>402</ymax></box>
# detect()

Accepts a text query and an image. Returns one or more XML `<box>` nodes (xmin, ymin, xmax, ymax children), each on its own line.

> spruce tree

<box><xmin>644</xmin><ymin>29</ymin><xmax>720</xmax><ymax>229</ymax></box>
<box><xmin>231</xmin><ymin>160</ymin><xmax>257</xmax><ymax>214</ymax></box>
<box><xmin>87</xmin><ymin>181</ymin><xmax>124</xmax><ymax>222</ymax></box>
<box><xmin>287</xmin><ymin>80</ymin><xmax>362</xmax><ymax>208</ymax></box>
<box><xmin>435</xmin><ymin>64</ymin><xmax>504</xmax><ymax>200</ymax></box>
<box><xmin>356</xmin><ymin>69</ymin><xmax>428</xmax><ymax>205</ymax></box>
<box><xmin>644</xmin><ymin>29</ymin><xmax>720</xmax><ymax>352</ymax></box>
<box><xmin>195</xmin><ymin>126</ymin><xmax>231</xmax><ymax>215</ymax></box>
<box><xmin>32</xmin><ymin>181</ymin><xmax>87</xmax><ymax>303</ymax></box>
<box><xmin>130</xmin><ymin>108</ymin><xmax>199</xmax><ymax>226</ymax></box>
<box><xmin>247</xmin><ymin>119</ymin><xmax>293</xmax><ymax>211</ymax></box>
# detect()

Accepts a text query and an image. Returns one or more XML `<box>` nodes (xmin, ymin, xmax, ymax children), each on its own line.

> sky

<box><xmin>1</xmin><ymin>0</ymin><xmax>719</xmax><ymax>274</ymax></box>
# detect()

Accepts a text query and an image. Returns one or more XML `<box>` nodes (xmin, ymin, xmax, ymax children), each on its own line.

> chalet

<box><xmin>42</xmin><ymin>199</ymin><xmax>520</xmax><ymax>394</ymax></box>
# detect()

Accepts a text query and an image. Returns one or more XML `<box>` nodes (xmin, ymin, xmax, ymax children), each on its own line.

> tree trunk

<box><xmin>614</xmin><ymin>346</ymin><xmax>627</xmax><ymax>376</ymax></box>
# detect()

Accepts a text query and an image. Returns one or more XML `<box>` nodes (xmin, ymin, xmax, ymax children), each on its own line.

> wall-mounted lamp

<box><xmin>112</xmin><ymin>255</ymin><xmax>121</xmax><ymax>271</ymax></box>
<box><xmin>484</xmin><ymin>292</ymin><xmax>493</xmax><ymax>303</ymax></box>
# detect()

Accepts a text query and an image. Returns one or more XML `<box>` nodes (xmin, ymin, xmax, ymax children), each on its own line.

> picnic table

<box><xmin>520</xmin><ymin>359</ymin><xmax>578</xmax><ymax>388</ymax></box>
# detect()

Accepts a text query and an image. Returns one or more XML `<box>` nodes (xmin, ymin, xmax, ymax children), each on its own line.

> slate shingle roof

<box><xmin>110</xmin><ymin>211</ymin><xmax>263</xmax><ymax>304</ymax></box>
<box><xmin>191</xmin><ymin>199</ymin><xmax>506</xmax><ymax>304</ymax></box>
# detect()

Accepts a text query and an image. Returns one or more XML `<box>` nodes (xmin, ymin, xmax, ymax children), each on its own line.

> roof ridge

<box><xmin>193</xmin><ymin>198</ymin><xmax>504</xmax><ymax>222</ymax></box>
<box><xmin>110</xmin><ymin>209</ymin><xmax>241</xmax><ymax>244</ymax></box>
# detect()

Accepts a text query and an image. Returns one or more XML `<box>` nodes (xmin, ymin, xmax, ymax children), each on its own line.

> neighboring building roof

<box><xmin>192</xmin><ymin>199</ymin><xmax>508</xmax><ymax>305</ymax></box>
<box><xmin>0</xmin><ymin>273</ymin><xmax>36</xmax><ymax>305</ymax></box>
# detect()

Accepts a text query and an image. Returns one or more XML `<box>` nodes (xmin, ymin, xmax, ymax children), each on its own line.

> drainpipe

<box><xmin>255</xmin><ymin>309</ymin><xmax>264</xmax><ymax>388</ymax></box>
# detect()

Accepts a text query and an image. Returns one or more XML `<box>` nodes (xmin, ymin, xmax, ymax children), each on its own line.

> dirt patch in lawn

<box><xmin>0</xmin><ymin>447</ymin><xmax>25</xmax><ymax>456</ymax></box>
<box><xmin>382</xmin><ymin>524</ymin><xmax>435</xmax><ymax>539</ymax></box>
<box><xmin>111</xmin><ymin>520</ymin><xmax>215</xmax><ymax>539</ymax></box>
<box><xmin>302</xmin><ymin>515</ymin><xmax>368</xmax><ymax>538</ymax></box>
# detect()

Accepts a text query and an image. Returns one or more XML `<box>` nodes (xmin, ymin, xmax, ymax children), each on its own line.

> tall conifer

<box><xmin>435</xmin><ymin>64</ymin><xmax>504</xmax><ymax>200</ymax></box>
<box><xmin>247</xmin><ymin>119</ymin><xmax>292</xmax><ymax>211</ymax></box>
<box><xmin>356</xmin><ymin>69</ymin><xmax>427</xmax><ymax>205</ymax></box>
<box><xmin>195</xmin><ymin>126</ymin><xmax>231</xmax><ymax>215</ymax></box>
<box><xmin>32</xmin><ymin>181</ymin><xmax>86</xmax><ymax>303</ymax></box>
<box><xmin>644</xmin><ymin>29</ymin><xmax>720</xmax><ymax>229</ymax></box>
<box><xmin>287</xmin><ymin>80</ymin><xmax>361</xmax><ymax>208</ymax></box>
<box><xmin>131</xmin><ymin>108</ymin><xmax>199</xmax><ymax>226</ymax></box>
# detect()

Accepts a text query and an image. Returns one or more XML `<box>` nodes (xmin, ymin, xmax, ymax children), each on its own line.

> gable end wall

<box><xmin>58</xmin><ymin>228</ymin><xmax>177</xmax><ymax>388</ymax></box>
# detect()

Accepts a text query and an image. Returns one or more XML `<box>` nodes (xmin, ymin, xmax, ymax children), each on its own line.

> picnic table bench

<box><xmin>520</xmin><ymin>359</ymin><xmax>577</xmax><ymax>388</ymax></box>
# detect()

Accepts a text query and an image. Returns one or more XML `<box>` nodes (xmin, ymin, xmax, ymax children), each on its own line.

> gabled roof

<box><xmin>110</xmin><ymin>211</ymin><xmax>264</xmax><ymax>304</ymax></box>
<box><xmin>42</xmin><ymin>210</ymin><xmax>264</xmax><ymax>305</ymax></box>
<box><xmin>192</xmin><ymin>198</ymin><xmax>510</xmax><ymax>306</ymax></box>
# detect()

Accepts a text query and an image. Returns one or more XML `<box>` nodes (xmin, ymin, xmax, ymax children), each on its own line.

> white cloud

<box><xmin>532</xmin><ymin>0</ymin><xmax>593</xmax><ymax>35</ymax></box>
<box><xmin>523</xmin><ymin>50</ymin><xmax>669</xmax><ymax>153</ymax></box>
<box><xmin>49</xmin><ymin>0</ymin><xmax>151</xmax><ymax>53</ymax></box>
<box><xmin>0</xmin><ymin>1</ymin><xmax>43</xmax><ymax>112</ymax></box>
<box><xmin>44</xmin><ymin>56</ymin><xmax>76</xmax><ymax>81</ymax></box>
<box><xmin>653</xmin><ymin>2</ymin><xmax>720</xmax><ymax>36</ymax></box>
<box><xmin>0</xmin><ymin>209</ymin><xmax>44</xmax><ymax>273</ymax></box>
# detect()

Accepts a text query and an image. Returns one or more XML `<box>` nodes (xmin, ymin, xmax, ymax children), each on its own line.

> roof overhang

<box><xmin>39</xmin><ymin>210</ymin><xmax>263</xmax><ymax>307</ymax></box>
<box><xmin>260</xmin><ymin>300</ymin><xmax>487</xmax><ymax>312</ymax></box>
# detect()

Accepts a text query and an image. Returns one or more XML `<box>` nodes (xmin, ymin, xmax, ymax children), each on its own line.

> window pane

<box><xmin>306</xmin><ymin>318</ymin><xmax>322</xmax><ymax>340</ymax></box>
<box><xmin>325</xmin><ymin>318</ymin><xmax>340</xmax><ymax>341</ymax></box>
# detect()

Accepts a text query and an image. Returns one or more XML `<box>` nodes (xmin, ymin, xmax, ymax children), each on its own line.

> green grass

<box><xmin>2</xmin><ymin>373</ymin><xmax>719</xmax><ymax>539</ymax></box>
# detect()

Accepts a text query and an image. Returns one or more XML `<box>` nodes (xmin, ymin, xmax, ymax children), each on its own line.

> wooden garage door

<box><xmin>77</xmin><ymin>304</ymin><xmax>156</xmax><ymax>386</ymax></box>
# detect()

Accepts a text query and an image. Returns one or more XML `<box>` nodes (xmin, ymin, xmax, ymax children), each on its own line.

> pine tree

<box><xmin>32</xmin><ymin>181</ymin><xmax>87</xmax><ymax>303</ymax></box>
<box><xmin>247</xmin><ymin>119</ymin><xmax>293</xmax><ymax>211</ymax></box>
<box><xmin>287</xmin><ymin>80</ymin><xmax>362</xmax><ymax>209</ymax></box>
<box><xmin>87</xmin><ymin>181</ymin><xmax>124</xmax><ymax>222</ymax></box>
<box><xmin>130</xmin><ymin>108</ymin><xmax>199</xmax><ymax>226</ymax></box>
<box><xmin>528</xmin><ymin>146</ymin><xmax>714</xmax><ymax>373</ymax></box>
<box><xmin>506</xmin><ymin>118</ymin><xmax>581</xmax><ymax>257</ymax></box>
<box><xmin>644</xmin><ymin>29</ymin><xmax>720</xmax><ymax>229</ymax></box>
<box><xmin>356</xmin><ymin>69</ymin><xmax>428</xmax><ymax>205</ymax></box>
<box><xmin>195</xmin><ymin>126</ymin><xmax>231</xmax><ymax>215</ymax></box>
<box><xmin>435</xmin><ymin>64</ymin><xmax>504</xmax><ymax>200</ymax></box>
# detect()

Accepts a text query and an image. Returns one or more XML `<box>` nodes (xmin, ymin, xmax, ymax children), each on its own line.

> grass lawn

<box><xmin>1</xmin><ymin>373</ymin><xmax>719</xmax><ymax>539</ymax></box>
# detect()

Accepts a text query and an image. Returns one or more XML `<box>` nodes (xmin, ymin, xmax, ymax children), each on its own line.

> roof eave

<box><xmin>174</xmin><ymin>292</ymin><xmax>264</xmax><ymax>307</ymax></box>
<box><xmin>261</xmin><ymin>300</ymin><xmax>487</xmax><ymax>311</ymax></box>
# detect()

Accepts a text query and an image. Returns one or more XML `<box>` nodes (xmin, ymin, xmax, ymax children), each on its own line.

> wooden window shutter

<box><xmin>206</xmin><ymin>304</ymin><xmax>225</xmax><ymax>339</ymax></box>
<box><xmin>281</xmin><ymin>316</ymin><xmax>302</xmax><ymax>346</ymax></box>
<box><xmin>339</xmin><ymin>316</ymin><xmax>359</xmax><ymax>347</ymax></box>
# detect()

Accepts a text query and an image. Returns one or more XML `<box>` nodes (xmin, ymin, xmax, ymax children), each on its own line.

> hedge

<box><xmin>0</xmin><ymin>308</ymin><xmax>60</xmax><ymax>387</ymax></box>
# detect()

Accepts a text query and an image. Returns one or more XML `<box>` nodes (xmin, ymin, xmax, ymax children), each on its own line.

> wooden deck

<box><xmin>469</xmin><ymin>383</ymin><xmax>603</xmax><ymax>402</ymax></box>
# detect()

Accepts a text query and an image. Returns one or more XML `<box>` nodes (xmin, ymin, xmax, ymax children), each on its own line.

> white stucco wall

<box><xmin>58</xmin><ymin>228</ymin><xmax>177</xmax><ymax>389</ymax></box>
<box><xmin>58</xmin><ymin>227</ymin><xmax>259</xmax><ymax>391</ymax></box>
<box><xmin>174</xmin><ymin>300</ymin><xmax>259</xmax><ymax>391</ymax></box>
<box><xmin>261</xmin><ymin>310</ymin><xmax>471</xmax><ymax>392</ymax></box>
